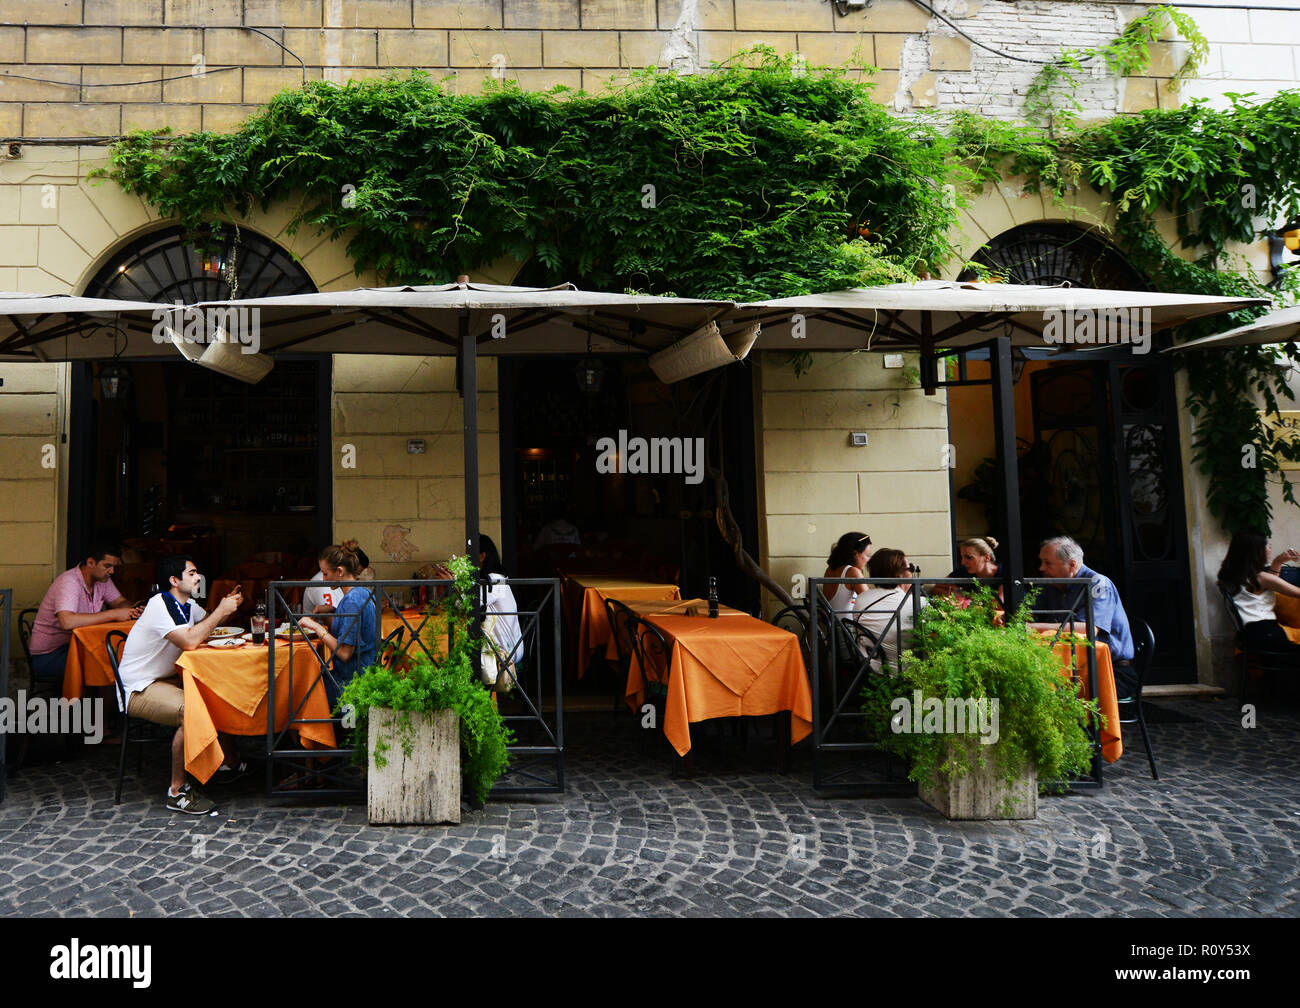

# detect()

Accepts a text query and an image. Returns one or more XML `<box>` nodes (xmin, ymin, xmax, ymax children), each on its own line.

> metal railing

<box><xmin>0</xmin><ymin>588</ymin><xmax>10</xmax><ymax>804</ymax></box>
<box><xmin>801</xmin><ymin>575</ymin><xmax>1104</xmax><ymax>795</ymax></box>
<box><xmin>263</xmin><ymin>577</ymin><xmax>563</xmax><ymax>800</ymax></box>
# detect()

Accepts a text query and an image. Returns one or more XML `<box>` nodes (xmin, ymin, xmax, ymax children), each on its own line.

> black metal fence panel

<box><xmin>802</xmin><ymin>575</ymin><xmax>1102</xmax><ymax>796</ymax></box>
<box><xmin>0</xmin><ymin>588</ymin><xmax>10</xmax><ymax>804</ymax></box>
<box><xmin>264</xmin><ymin>577</ymin><xmax>563</xmax><ymax>801</ymax></box>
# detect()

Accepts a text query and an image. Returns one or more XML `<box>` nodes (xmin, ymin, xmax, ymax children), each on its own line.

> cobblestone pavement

<box><xmin>1</xmin><ymin>696</ymin><xmax>1297</xmax><ymax>917</ymax></box>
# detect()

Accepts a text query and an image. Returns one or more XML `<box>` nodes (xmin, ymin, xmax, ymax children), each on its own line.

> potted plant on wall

<box><xmin>861</xmin><ymin>588</ymin><xmax>1099</xmax><ymax>820</ymax></box>
<box><xmin>339</xmin><ymin>555</ymin><xmax>513</xmax><ymax>824</ymax></box>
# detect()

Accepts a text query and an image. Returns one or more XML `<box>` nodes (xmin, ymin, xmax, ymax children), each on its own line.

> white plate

<box><xmin>274</xmin><ymin>623</ymin><xmax>318</xmax><ymax>637</ymax></box>
<box><xmin>207</xmin><ymin>636</ymin><xmax>247</xmax><ymax>648</ymax></box>
<box><xmin>208</xmin><ymin>626</ymin><xmax>245</xmax><ymax>639</ymax></box>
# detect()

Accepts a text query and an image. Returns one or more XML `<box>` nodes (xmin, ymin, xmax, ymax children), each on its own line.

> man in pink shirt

<box><xmin>29</xmin><ymin>539</ymin><xmax>143</xmax><ymax>683</ymax></box>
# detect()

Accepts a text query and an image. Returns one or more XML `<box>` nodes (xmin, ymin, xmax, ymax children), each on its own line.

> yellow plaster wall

<box><xmin>755</xmin><ymin>349</ymin><xmax>952</xmax><ymax>617</ymax></box>
<box><xmin>330</xmin><ymin>355</ymin><xmax>501</xmax><ymax>579</ymax></box>
<box><xmin>0</xmin><ymin>361</ymin><xmax>67</xmax><ymax>672</ymax></box>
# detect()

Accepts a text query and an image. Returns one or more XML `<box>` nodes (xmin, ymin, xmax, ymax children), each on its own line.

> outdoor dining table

<box><xmin>63</xmin><ymin>619</ymin><xmax>138</xmax><ymax>700</ymax></box>
<box><xmin>1271</xmin><ymin>593</ymin><xmax>1300</xmax><ymax>643</ymax></box>
<box><xmin>1047</xmin><ymin>635</ymin><xmax>1122</xmax><ymax>763</ymax></box>
<box><xmin>175</xmin><ymin>637</ymin><xmax>335</xmax><ymax>784</ymax></box>
<box><xmin>625</xmin><ymin>605</ymin><xmax>813</xmax><ymax>757</ymax></box>
<box><xmin>379</xmin><ymin>608</ymin><xmax>449</xmax><ymax>661</ymax></box>
<box><xmin>563</xmin><ymin>574</ymin><xmax>681</xmax><ymax>676</ymax></box>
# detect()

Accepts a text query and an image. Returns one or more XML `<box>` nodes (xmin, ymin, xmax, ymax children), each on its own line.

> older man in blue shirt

<box><xmin>1032</xmin><ymin>536</ymin><xmax>1138</xmax><ymax>697</ymax></box>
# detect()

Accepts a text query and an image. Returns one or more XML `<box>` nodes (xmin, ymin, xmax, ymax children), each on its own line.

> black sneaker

<box><xmin>164</xmin><ymin>783</ymin><xmax>217</xmax><ymax>815</ymax></box>
<box><xmin>211</xmin><ymin>761</ymin><xmax>249</xmax><ymax>785</ymax></box>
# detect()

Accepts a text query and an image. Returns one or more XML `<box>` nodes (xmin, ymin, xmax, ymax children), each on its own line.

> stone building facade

<box><xmin>1</xmin><ymin>1</ymin><xmax>1298</xmax><ymax>686</ymax></box>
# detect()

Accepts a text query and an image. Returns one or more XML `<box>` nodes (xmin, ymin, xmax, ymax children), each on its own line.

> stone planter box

<box><xmin>919</xmin><ymin>752</ymin><xmax>1037</xmax><ymax>820</ymax></box>
<box><xmin>367</xmin><ymin>707</ymin><xmax>460</xmax><ymax>825</ymax></box>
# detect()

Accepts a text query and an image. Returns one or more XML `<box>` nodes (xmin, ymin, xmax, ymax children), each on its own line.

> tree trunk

<box><xmin>708</xmin><ymin>462</ymin><xmax>797</xmax><ymax>613</ymax></box>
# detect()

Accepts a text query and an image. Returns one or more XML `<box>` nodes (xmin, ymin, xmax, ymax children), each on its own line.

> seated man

<box><xmin>116</xmin><ymin>555</ymin><xmax>242</xmax><ymax>815</ymax></box>
<box><xmin>1031</xmin><ymin>535</ymin><xmax>1137</xmax><ymax>697</ymax></box>
<box><xmin>28</xmin><ymin>539</ymin><xmax>142</xmax><ymax>685</ymax></box>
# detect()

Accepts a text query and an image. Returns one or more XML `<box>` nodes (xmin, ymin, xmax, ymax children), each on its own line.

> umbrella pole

<box><xmin>990</xmin><ymin>336</ymin><xmax>1024</xmax><ymax>612</ymax></box>
<box><xmin>460</xmin><ymin>307</ymin><xmax>479</xmax><ymax>559</ymax></box>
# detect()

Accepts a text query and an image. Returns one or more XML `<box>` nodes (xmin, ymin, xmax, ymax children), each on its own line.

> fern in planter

<box><xmin>861</xmin><ymin>587</ymin><xmax>1099</xmax><ymax>796</ymax></box>
<box><xmin>338</xmin><ymin>554</ymin><xmax>513</xmax><ymax>803</ymax></box>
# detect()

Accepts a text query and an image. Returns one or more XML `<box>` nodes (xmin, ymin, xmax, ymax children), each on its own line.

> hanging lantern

<box><xmin>198</xmin><ymin>252</ymin><xmax>224</xmax><ymax>279</ymax></box>
<box><xmin>574</xmin><ymin>331</ymin><xmax>604</xmax><ymax>394</ymax></box>
<box><xmin>99</xmin><ymin>361</ymin><xmax>131</xmax><ymax>401</ymax></box>
<box><xmin>574</xmin><ymin>356</ymin><xmax>605</xmax><ymax>395</ymax></box>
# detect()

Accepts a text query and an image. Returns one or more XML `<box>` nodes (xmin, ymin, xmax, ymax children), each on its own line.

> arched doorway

<box><xmin>69</xmin><ymin>225</ymin><xmax>330</xmax><ymax>585</ymax></box>
<box><xmin>954</xmin><ymin>222</ymin><xmax>1195</xmax><ymax>681</ymax></box>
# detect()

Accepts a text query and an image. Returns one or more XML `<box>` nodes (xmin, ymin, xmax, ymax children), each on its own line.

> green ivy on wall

<box><xmin>1024</xmin><ymin>5</ymin><xmax>1209</xmax><ymax>132</ymax></box>
<box><xmin>94</xmin><ymin>51</ymin><xmax>1300</xmax><ymax>534</ymax></box>
<box><xmin>95</xmin><ymin>53</ymin><xmax>962</xmax><ymax>300</ymax></box>
<box><xmin>962</xmin><ymin>92</ymin><xmax>1300</xmax><ymax>534</ymax></box>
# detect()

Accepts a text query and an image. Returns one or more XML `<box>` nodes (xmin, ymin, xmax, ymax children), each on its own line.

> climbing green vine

<box><xmin>1024</xmin><ymin>5</ymin><xmax>1209</xmax><ymax>132</ymax></box>
<box><xmin>92</xmin><ymin>49</ymin><xmax>1300</xmax><ymax>534</ymax></box>
<box><xmin>93</xmin><ymin>52</ymin><xmax>962</xmax><ymax>300</ymax></box>
<box><xmin>954</xmin><ymin>89</ymin><xmax>1300</xmax><ymax>534</ymax></box>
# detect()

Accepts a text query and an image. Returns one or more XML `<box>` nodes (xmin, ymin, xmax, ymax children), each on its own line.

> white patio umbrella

<box><xmin>171</xmin><ymin>281</ymin><xmax>756</xmax><ymax>556</ymax></box>
<box><xmin>740</xmin><ymin>280</ymin><xmax>1267</xmax><ymax>350</ymax></box>
<box><xmin>1166</xmin><ymin>304</ymin><xmax>1300</xmax><ymax>352</ymax></box>
<box><xmin>737</xmin><ymin>280</ymin><xmax>1266</xmax><ymax>601</ymax></box>
<box><xmin>0</xmin><ymin>292</ymin><xmax>177</xmax><ymax>362</ymax></box>
<box><xmin>183</xmin><ymin>281</ymin><xmax>747</xmax><ymax>357</ymax></box>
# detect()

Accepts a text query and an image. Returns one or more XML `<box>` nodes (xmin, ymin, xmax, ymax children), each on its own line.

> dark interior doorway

<box><xmin>67</xmin><ymin>357</ymin><xmax>332</xmax><ymax>598</ymax></box>
<box><xmin>499</xmin><ymin>355</ymin><xmax>761</xmax><ymax>614</ymax></box>
<box><xmin>67</xmin><ymin>223</ymin><xmax>326</xmax><ymax>589</ymax></box>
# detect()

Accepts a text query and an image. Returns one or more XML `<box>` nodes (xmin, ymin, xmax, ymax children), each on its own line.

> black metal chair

<box><xmin>1221</xmin><ymin>588</ymin><xmax>1299</xmax><ymax>703</ymax></box>
<box><xmin>377</xmin><ymin>624</ymin><xmax>405</xmax><ymax>669</ymax></box>
<box><xmin>1115</xmin><ymin>620</ymin><xmax>1158</xmax><ymax>779</ymax></box>
<box><xmin>770</xmin><ymin>604</ymin><xmax>811</xmax><ymax>662</ymax></box>
<box><xmin>604</xmin><ymin>597</ymin><xmax>638</xmax><ymax>713</ymax></box>
<box><xmin>628</xmin><ymin>616</ymin><xmax>672</xmax><ymax>750</ymax></box>
<box><xmin>11</xmin><ymin>607</ymin><xmax>72</xmax><ymax>771</ymax></box>
<box><xmin>105</xmin><ymin>630</ymin><xmax>173</xmax><ymax>804</ymax></box>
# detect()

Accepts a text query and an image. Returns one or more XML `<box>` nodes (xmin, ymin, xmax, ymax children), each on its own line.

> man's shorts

<box><xmin>29</xmin><ymin>644</ymin><xmax>69</xmax><ymax>682</ymax></box>
<box><xmin>127</xmin><ymin>677</ymin><xmax>184</xmax><ymax>727</ymax></box>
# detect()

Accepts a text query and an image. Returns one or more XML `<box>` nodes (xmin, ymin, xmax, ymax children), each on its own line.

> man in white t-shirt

<box><xmin>117</xmin><ymin>555</ymin><xmax>242</xmax><ymax>815</ymax></box>
<box><xmin>300</xmin><ymin>569</ymin><xmax>338</xmax><ymax>614</ymax></box>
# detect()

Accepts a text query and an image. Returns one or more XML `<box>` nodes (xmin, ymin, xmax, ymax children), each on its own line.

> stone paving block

<box><xmin>4</xmin><ymin>699</ymin><xmax>1300</xmax><ymax>917</ymax></box>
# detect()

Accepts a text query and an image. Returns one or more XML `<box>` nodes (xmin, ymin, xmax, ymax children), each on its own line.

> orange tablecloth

<box><xmin>176</xmin><ymin>640</ymin><xmax>335</xmax><ymax>784</ymax></box>
<box><xmin>380</xmin><ymin>609</ymin><xmax>449</xmax><ymax>662</ymax></box>
<box><xmin>609</xmin><ymin>599</ymin><xmax>746</xmax><ymax>660</ymax></box>
<box><xmin>626</xmin><ymin>611</ymin><xmax>812</xmax><ymax>756</ymax></box>
<box><xmin>565</xmin><ymin>575</ymin><xmax>680</xmax><ymax>675</ymax></box>
<box><xmin>64</xmin><ymin>620</ymin><xmax>137</xmax><ymax>700</ymax></box>
<box><xmin>1272</xmin><ymin>593</ymin><xmax>1300</xmax><ymax>643</ymax></box>
<box><xmin>1051</xmin><ymin>638</ymin><xmax>1122</xmax><ymax>763</ymax></box>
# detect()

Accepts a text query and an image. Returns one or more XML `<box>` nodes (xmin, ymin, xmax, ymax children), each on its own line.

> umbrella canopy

<box><xmin>0</xmin><ymin>292</ymin><xmax>177</xmax><ymax>362</ymax></box>
<box><xmin>1166</xmin><ymin>304</ymin><xmax>1300</xmax><ymax>353</ymax></box>
<box><xmin>183</xmin><ymin>282</ymin><xmax>744</xmax><ymax>357</ymax></box>
<box><xmin>739</xmin><ymin>281</ymin><xmax>1268</xmax><ymax>351</ymax></box>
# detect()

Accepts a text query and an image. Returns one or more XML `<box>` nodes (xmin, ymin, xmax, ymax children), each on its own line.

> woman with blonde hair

<box><xmin>934</xmin><ymin>536</ymin><xmax>1002</xmax><ymax>602</ymax></box>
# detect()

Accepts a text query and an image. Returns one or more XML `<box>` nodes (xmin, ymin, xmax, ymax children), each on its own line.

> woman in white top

<box><xmin>480</xmin><ymin>535</ymin><xmax>523</xmax><ymax>666</ymax></box>
<box><xmin>852</xmin><ymin>548</ymin><xmax>927</xmax><ymax>671</ymax></box>
<box><xmin>821</xmin><ymin>532</ymin><xmax>873</xmax><ymax>615</ymax></box>
<box><xmin>1216</xmin><ymin>531</ymin><xmax>1300</xmax><ymax>650</ymax></box>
